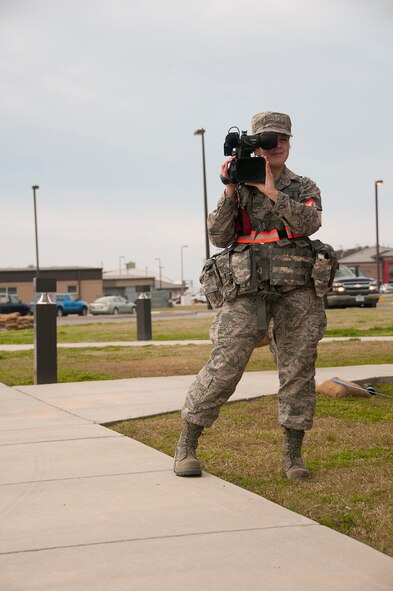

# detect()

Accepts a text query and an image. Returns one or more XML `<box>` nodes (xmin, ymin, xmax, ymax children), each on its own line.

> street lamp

<box><xmin>32</xmin><ymin>185</ymin><xmax>40</xmax><ymax>276</ymax></box>
<box><xmin>375</xmin><ymin>180</ymin><xmax>383</xmax><ymax>289</ymax></box>
<box><xmin>193</xmin><ymin>128</ymin><xmax>210</xmax><ymax>261</ymax></box>
<box><xmin>180</xmin><ymin>244</ymin><xmax>188</xmax><ymax>291</ymax></box>
<box><xmin>31</xmin><ymin>185</ymin><xmax>57</xmax><ymax>384</ymax></box>
<box><xmin>155</xmin><ymin>257</ymin><xmax>162</xmax><ymax>289</ymax></box>
<box><xmin>119</xmin><ymin>255</ymin><xmax>125</xmax><ymax>275</ymax></box>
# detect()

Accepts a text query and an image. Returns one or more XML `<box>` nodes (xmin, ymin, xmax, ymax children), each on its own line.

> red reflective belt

<box><xmin>236</xmin><ymin>228</ymin><xmax>303</xmax><ymax>244</ymax></box>
<box><xmin>236</xmin><ymin>229</ymin><xmax>280</xmax><ymax>244</ymax></box>
<box><xmin>285</xmin><ymin>227</ymin><xmax>303</xmax><ymax>239</ymax></box>
<box><xmin>235</xmin><ymin>199</ymin><xmax>314</xmax><ymax>243</ymax></box>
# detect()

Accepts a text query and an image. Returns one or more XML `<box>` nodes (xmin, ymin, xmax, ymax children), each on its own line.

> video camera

<box><xmin>223</xmin><ymin>127</ymin><xmax>278</xmax><ymax>184</ymax></box>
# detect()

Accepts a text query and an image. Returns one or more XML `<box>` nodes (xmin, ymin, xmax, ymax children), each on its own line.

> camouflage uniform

<box><xmin>182</xmin><ymin>166</ymin><xmax>327</xmax><ymax>431</ymax></box>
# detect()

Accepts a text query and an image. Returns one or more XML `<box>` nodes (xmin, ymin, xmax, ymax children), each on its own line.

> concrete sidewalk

<box><xmin>1</xmin><ymin>335</ymin><xmax>393</xmax><ymax>351</ymax></box>
<box><xmin>1</xmin><ymin>365</ymin><xmax>393</xmax><ymax>590</ymax></box>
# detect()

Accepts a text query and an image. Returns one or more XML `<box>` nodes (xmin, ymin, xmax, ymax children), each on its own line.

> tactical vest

<box><xmin>200</xmin><ymin>180</ymin><xmax>336</xmax><ymax>314</ymax></box>
<box><xmin>235</xmin><ymin>181</ymin><xmax>315</xmax><ymax>288</ymax></box>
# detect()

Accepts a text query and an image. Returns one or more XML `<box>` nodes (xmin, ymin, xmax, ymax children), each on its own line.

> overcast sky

<box><xmin>1</xmin><ymin>0</ymin><xmax>392</xmax><ymax>290</ymax></box>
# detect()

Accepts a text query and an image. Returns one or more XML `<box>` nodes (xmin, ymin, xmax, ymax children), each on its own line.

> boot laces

<box><xmin>185</xmin><ymin>425</ymin><xmax>203</xmax><ymax>457</ymax></box>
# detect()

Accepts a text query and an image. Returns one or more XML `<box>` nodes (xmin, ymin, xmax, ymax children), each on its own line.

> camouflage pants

<box><xmin>182</xmin><ymin>287</ymin><xmax>327</xmax><ymax>430</ymax></box>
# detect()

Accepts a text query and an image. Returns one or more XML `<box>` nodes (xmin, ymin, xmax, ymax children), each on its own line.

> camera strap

<box><xmin>235</xmin><ymin>189</ymin><xmax>252</xmax><ymax>235</ymax></box>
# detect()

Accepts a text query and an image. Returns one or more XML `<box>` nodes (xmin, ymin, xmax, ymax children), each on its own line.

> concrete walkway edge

<box><xmin>1</xmin><ymin>364</ymin><xmax>393</xmax><ymax>590</ymax></box>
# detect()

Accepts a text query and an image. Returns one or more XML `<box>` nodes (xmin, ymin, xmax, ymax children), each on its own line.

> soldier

<box><xmin>174</xmin><ymin>111</ymin><xmax>329</xmax><ymax>480</ymax></box>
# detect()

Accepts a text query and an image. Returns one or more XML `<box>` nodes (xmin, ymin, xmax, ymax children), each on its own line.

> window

<box><xmin>67</xmin><ymin>285</ymin><xmax>77</xmax><ymax>293</ymax></box>
<box><xmin>0</xmin><ymin>294</ymin><xmax>19</xmax><ymax>304</ymax></box>
<box><xmin>0</xmin><ymin>287</ymin><xmax>17</xmax><ymax>295</ymax></box>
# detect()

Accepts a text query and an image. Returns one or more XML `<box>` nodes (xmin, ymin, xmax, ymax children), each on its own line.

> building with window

<box><xmin>0</xmin><ymin>267</ymin><xmax>102</xmax><ymax>303</ymax></box>
<box><xmin>0</xmin><ymin>266</ymin><xmax>183</xmax><ymax>307</ymax></box>
<box><xmin>339</xmin><ymin>246</ymin><xmax>393</xmax><ymax>283</ymax></box>
<box><xmin>103</xmin><ymin>268</ymin><xmax>183</xmax><ymax>306</ymax></box>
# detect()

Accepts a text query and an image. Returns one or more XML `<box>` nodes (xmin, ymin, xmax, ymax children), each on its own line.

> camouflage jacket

<box><xmin>208</xmin><ymin>167</ymin><xmax>322</xmax><ymax>248</ymax></box>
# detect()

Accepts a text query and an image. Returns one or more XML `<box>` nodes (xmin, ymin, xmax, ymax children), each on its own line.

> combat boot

<box><xmin>283</xmin><ymin>427</ymin><xmax>310</xmax><ymax>480</ymax></box>
<box><xmin>174</xmin><ymin>421</ymin><xmax>204</xmax><ymax>477</ymax></box>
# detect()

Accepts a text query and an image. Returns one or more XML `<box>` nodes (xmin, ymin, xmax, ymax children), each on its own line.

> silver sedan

<box><xmin>89</xmin><ymin>296</ymin><xmax>136</xmax><ymax>315</ymax></box>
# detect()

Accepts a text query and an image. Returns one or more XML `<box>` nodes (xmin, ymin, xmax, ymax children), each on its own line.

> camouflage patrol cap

<box><xmin>251</xmin><ymin>111</ymin><xmax>292</xmax><ymax>136</ymax></box>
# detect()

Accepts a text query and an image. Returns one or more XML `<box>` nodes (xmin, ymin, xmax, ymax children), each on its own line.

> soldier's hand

<box><xmin>220</xmin><ymin>158</ymin><xmax>236</xmax><ymax>197</ymax></box>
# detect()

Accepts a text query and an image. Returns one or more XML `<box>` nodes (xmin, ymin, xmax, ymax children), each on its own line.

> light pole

<box><xmin>32</xmin><ymin>184</ymin><xmax>57</xmax><ymax>384</ymax></box>
<box><xmin>193</xmin><ymin>128</ymin><xmax>210</xmax><ymax>261</ymax></box>
<box><xmin>155</xmin><ymin>257</ymin><xmax>162</xmax><ymax>289</ymax></box>
<box><xmin>375</xmin><ymin>180</ymin><xmax>383</xmax><ymax>289</ymax></box>
<box><xmin>119</xmin><ymin>255</ymin><xmax>125</xmax><ymax>275</ymax></box>
<box><xmin>180</xmin><ymin>244</ymin><xmax>188</xmax><ymax>291</ymax></box>
<box><xmin>32</xmin><ymin>185</ymin><xmax>40</xmax><ymax>276</ymax></box>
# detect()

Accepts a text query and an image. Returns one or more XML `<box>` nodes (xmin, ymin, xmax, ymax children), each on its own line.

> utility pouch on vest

<box><xmin>270</xmin><ymin>241</ymin><xmax>314</xmax><ymax>287</ymax></box>
<box><xmin>200</xmin><ymin>244</ymin><xmax>257</xmax><ymax>307</ymax></box>
<box><xmin>310</xmin><ymin>240</ymin><xmax>339</xmax><ymax>297</ymax></box>
<box><xmin>215</xmin><ymin>251</ymin><xmax>237</xmax><ymax>302</ymax></box>
<box><xmin>199</xmin><ymin>257</ymin><xmax>224</xmax><ymax>309</ymax></box>
<box><xmin>230</xmin><ymin>243</ymin><xmax>257</xmax><ymax>296</ymax></box>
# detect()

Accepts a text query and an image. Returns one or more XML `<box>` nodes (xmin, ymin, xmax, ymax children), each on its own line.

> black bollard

<box><xmin>34</xmin><ymin>277</ymin><xmax>57</xmax><ymax>384</ymax></box>
<box><xmin>136</xmin><ymin>293</ymin><xmax>152</xmax><ymax>340</ymax></box>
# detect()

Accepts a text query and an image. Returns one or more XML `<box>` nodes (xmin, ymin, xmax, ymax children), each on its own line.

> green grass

<box><xmin>316</xmin><ymin>390</ymin><xmax>393</xmax><ymax>422</ymax></box>
<box><xmin>308</xmin><ymin>447</ymin><xmax>389</xmax><ymax>470</ymax></box>
<box><xmin>110</xmin><ymin>384</ymin><xmax>393</xmax><ymax>557</ymax></box>
<box><xmin>0</xmin><ymin>306</ymin><xmax>392</xmax><ymax>344</ymax></box>
<box><xmin>0</xmin><ymin>318</ymin><xmax>212</xmax><ymax>344</ymax></box>
<box><xmin>324</xmin><ymin>307</ymin><xmax>393</xmax><ymax>336</ymax></box>
<box><xmin>325</xmin><ymin>325</ymin><xmax>393</xmax><ymax>337</ymax></box>
<box><xmin>0</xmin><ymin>339</ymin><xmax>392</xmax><ymax>387</ymax></box>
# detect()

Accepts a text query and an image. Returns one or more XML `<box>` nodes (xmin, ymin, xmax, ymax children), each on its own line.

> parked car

<box><xmin>380</xmin><ymin>283</ymin><xmax>393</xmax><ymax>294</ymax></box>
<box><xmin>0</xmin><ymin>294</ymin><xmax>31</xmax><ymax>316</ymax></box>
<box><xmin>55</xmin><ymin>294</ymin><xmax>89</xmax><ymax>316</ymax></box>
<box><xmin>30</xmin><ymin>293</ymin><xmax>89</xmax><ymax>317</ymax></box>
<box><xmin>89</xmin><ymin>296</ymin><xmax>136</xmax><ymax>315</ymax></box>
<box><xmin>324</xmin><ymin>265</ymin><xmax>380</xmax><ymax>309</ymax></box>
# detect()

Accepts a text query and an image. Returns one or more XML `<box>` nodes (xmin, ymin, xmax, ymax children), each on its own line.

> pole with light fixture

<box><xmin>193</xmin><ymin>128</ymin><xmax>210</xmax><ymax>261</ymax></box>
<box><xmin>32</xmin><ymin>185</ymin><xmax>57</xmax><ymax>384</ymax></box>
<box><xmin>375</xmin><ymin>180</ymin><xmax>383</xmax><ymax>289</ymax></box>
<box><xmin>32</xmin><ymin>185</ymin><xmax>40</xmax><ymax>276</ymax></box>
